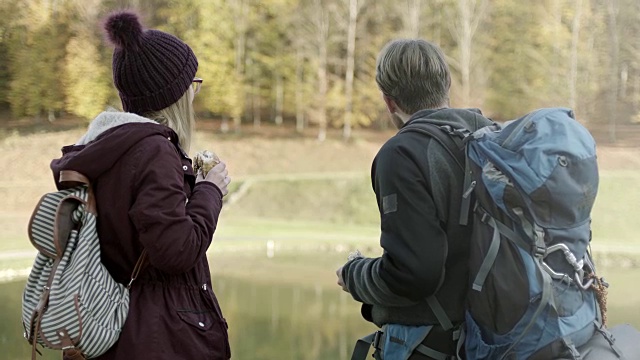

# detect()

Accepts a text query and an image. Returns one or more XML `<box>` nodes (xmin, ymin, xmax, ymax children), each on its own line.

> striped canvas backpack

<box><xmin>22</xmin><ymin>170</ymin><xmax>145</xmax><ymax>359</ymax></box>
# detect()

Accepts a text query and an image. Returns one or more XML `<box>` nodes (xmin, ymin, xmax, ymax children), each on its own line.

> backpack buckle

<box><xmin>440</xmin><ymin>125</ymin><xmax>455</xmax><ymax>134</ymax></box>
<box><xmin>453</xmin><ymin>128</ymin><xmax>471</xmax><ymax>138</ymax></box>
<box><xmin>534</xmin><ymin>245</ymin><xmax>546</xmax><ymax>257</ymax></box>
<box><xmin>372</xmin><ymin>330</ymin><xmax>384</xmax><ymax>350</ymax></box>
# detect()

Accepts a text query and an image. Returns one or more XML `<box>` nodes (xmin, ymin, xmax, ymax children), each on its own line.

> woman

<box><xmin>50</xmin><ymin>11</ymin><xmax>231</xmax><ymax>359</ymax></box>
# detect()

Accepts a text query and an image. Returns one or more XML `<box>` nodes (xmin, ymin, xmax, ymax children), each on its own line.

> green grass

<box><xmin>1</xmin><ymin>169</ymin><xmax>639</xmax><ymax>272</ymax></box>
<box><xmin>225</xmin><ymin>176</ymin><xmax>378</xmax><ymax>224</ymax></box>
<box><xmin>0</xmin><ymin>213</ymin><xmax>31</xmax><ymax>252</ymax></box>
<box><xmin>591</xmin><ymin>171</ymin><xmax>640</xmax><ymax>245</ymax></box>
<box><xmin>215</xmin><ymin>216</ymin><xmax>378</xmax><ymax>240</ymax></box>
<box><xmin>218</xmin><ymin>170</ymin><xmax>640</xmax><ymax>246</ymax></box>
<box><xmin>0</xmin><ymin>257</ymin><xmax>33</xmax><ymax>272</ymax></box>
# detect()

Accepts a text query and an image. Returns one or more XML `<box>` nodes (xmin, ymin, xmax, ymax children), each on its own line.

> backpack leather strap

<box><xmin>127</xmin><ymin>250</ymin><xmax>148</xmax><ymax>289</ymax></box>
<box><xmin>59</xmin><ymin>170</ymin><xmax>90</xmax><ymax>185</ymax></box>
<box><xmin>59</xmin><ymin>171</ymin><xmax>96</xmax><ymax>216</ymax></box>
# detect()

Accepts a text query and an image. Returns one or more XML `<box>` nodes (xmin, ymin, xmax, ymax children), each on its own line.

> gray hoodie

<box><xmin>342</xmin><ymin>108</ymin><xmax>493</xmax><ymax>327</ymax></box>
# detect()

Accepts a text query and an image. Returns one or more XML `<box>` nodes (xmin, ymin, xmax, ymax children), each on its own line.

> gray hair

<box><xmin>375</xmin><ymin>39</ymin><xmax>451</xmax><ymax>114</ymax></box>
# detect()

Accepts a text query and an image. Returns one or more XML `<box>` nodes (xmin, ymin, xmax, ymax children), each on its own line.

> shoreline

<box><xmin>2</xmin><ymin>246</ymin><xmax>640</xmax><ymax>285</ymax></box>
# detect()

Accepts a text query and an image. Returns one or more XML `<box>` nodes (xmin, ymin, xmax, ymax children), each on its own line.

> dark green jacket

<box><xmin>342</xmin><ymin>108</ymin><xmax>492</xmax><ymax>327</ymax></box>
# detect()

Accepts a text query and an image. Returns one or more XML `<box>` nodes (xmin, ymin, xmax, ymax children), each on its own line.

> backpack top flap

<box><xmin>28</xmin><ymin>187</ymin><xmax>88</xmax><ymax>259</ymax></box>
<box><xmin>467</xmin><ymin>107</ymin><xmax>598</xmax><ymax>229</ymax></box>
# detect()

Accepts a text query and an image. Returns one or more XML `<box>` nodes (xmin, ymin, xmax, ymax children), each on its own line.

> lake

<box><xmin>0</xmin><ymin>278</ymin><xmax>377</xmax><ymax>360</ymax></box>
<box><xmin>1</xmin><ymin>253</ymin><xmax>639</xmax><ymax>360</ymax></box>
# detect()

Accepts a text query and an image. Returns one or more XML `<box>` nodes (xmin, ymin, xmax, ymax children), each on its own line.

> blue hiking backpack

<box><xmin>404</xmin><ymin>108</ymin><xmax>623</xmax><ymax>359</ymax></box>
<box><xmin>460</xmin><ymin>107</ymin><xmax>615</xmax><ymax>359</ymax></box>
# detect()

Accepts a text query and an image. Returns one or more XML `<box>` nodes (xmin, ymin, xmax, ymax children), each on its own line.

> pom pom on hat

<box><xmin>104</xmin><ymin>11</ymin><xmax>144</xmax><ymax>50</ymax></box>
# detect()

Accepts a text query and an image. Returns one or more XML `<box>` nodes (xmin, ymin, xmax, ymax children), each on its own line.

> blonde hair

<box><xmin>376</xmin><ymin>39</ymin><xmax>451</xmax><ymax>114</ymax></box>
<box><xmin>144</xmin><ymin>88</ymin><xmax>196</xmax><ymax>153</ymax></box>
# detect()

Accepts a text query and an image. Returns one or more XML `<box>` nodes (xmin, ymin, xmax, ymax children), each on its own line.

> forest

<box><xmin>0</xmin><ymin>0</ymin><xmax>638</xmax><ymax>141</ymax></box>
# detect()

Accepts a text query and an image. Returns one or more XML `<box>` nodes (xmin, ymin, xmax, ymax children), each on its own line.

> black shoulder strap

<box><xmin>398</xmin><ymin>121</ymin><xmax>467</xmax><ymax>172</ymax></box>
<box><xmin>397</xmin><ymin>121</ymin><xmax>472</xmax><ymax>332</ymax></box>
<box><xmin>400</xmin><ymin>121</ymin><xmax>477</xmax><ymax>225</ymax></box>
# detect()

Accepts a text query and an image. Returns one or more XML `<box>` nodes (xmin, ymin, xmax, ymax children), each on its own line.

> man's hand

<box><xmin>336</xmin><ymin>266</ymin><xmax>349</xmax><ymax>292</ymax></box>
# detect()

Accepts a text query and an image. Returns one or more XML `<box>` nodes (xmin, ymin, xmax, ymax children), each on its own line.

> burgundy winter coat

<box><xmin>50</xmin><ymin>112</ymin><xmax>231</xmax><ymax>359</ymax></box>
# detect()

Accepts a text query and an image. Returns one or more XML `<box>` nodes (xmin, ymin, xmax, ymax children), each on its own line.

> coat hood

<box><xmin>50</xmin><ymin>111</ymin><xmax>180</xmax><ymax>188</ymax></box>
<box><xmin>404</xmin><ymin>108</ymin><xmax>493</xmax><ymax>133</ymax></box>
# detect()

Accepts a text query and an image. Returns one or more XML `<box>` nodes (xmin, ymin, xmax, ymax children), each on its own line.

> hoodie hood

<box><xmin>75</xmin><ymin>109</ymin><xmax>157</xmax><ymax>145</ymax></box>
<box><xmin>404</xmin><ymin>108</ymin><xmax>493</xmax><ymax>133</ymax></box>
<box><xmin>51</xmin><ymin>111</ymin><xmax>179</xmax><ymax>188</ymax></box>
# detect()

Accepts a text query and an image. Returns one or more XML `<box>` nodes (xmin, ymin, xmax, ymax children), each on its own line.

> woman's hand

<box><xmin>196</xmin><ymin>161</ymin><xmax>231</xmax><ymax>196</ymax></box>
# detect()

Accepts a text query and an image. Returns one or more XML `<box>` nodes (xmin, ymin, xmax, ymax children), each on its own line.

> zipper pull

<box><xmin>463</xmin><ymin>180</ymin><xmax>477</xmax><ymax>198</ymax></box>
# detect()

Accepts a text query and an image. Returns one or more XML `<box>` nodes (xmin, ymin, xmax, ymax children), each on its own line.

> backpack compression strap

<box><xmin>594</xmin><ymin>320</ymin><xmax>625</xmax><ymax>359</ymax></box>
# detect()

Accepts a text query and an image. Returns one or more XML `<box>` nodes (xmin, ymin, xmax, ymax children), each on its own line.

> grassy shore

<box><xmin>0</xmin><ymin>125</ymin><xmax>639</xmax><ymax>276</ymax></box>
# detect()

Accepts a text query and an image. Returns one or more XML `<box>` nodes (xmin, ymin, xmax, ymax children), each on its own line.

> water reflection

<box><xmin>217</xmin><ymin>277</ymin><xmax>375</xmax><ymax>360</ymax></box>
<box><xmin>1</xmin><ymin>268</ymin><xmax>638</xmax><ymax>360</ymax></box>
<box><xmin>0</xmin><ymin>277</ymin><xmax>375</xmax><ymax>360</ymax></box>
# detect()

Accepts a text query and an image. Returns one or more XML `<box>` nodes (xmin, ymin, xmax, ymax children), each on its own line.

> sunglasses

<box><xmin>193</xmin><ymin>77</ymin><xmax>203</xmax><ymax>95</ymax></box>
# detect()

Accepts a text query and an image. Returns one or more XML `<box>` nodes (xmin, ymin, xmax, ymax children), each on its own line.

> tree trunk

<box><xmin>584</xmin><ymin>21</ymin><xmax>596</xmax><ymax>121</ymax></box>
<box><xmin>317</xmin><ymin>41</ymin><xmax>327</xmax><ymax>142</ymax></box>
<box><xmin>634</xmin><ymin>67</ymin><xmax>640</xmax><ymax>116</ymax></box>
<box><xmin>569</xmin><ymin>0</ymin><xmax>583</xmax><ymax>112</ymax></box>
<box><xmin>406</xmin><ymin>0</ymin><xmax>421</xmax><ymax>37</ymax></box>
<box><xmin>233</xmin><ymin>0</ymin><xmax>248</xmax><ymax>134</ymax></box>
<box><xmin>295</xmin><ymin>47</ymin><xmax>305</xmax><ymax>133</ymax></box>
<box><xmin>453</xmin><ymin>0</ymin><xmax>487</xmax><ymax>107</ymax></box>
<box><xmin>253</xmin><ymin>92</ymin><xmax>261</xmax><ymax>128</ymax></box>
<box><xmin>275</xmin><ymin>72</ymin><xmax>284</xmax><ymax>126</ymax></box>
<box><xmin>246</xmin><ymin>55</ymin><xmax>261</xmax><ymax>129</ymax></box>
<box><xmin>550</xmin><ymin>0</ymin><xmax>563</xmax><ymax>100</ymax></box>
<box><xmin>220</xmin><ymin>115</ymin><xmax>230</xmax><ymax>134</ymax></box>
<box><xmin>315</xmin><ymin>0</ymin><xmax>329</xmax><ymax>142</ymax></box>
<box><xmin>635</xmin><ymin>0</ymin><xmax>640</xmax><ymax>115</ymax></box>
<box><xmin>607</xmin><ymin>0</ymin><xmax>619</xmax><ymax>143</ymax></box>
<box><xmin>459</xmin><ymin>0</ymin><xmax>472</xmax><ymax>106</ymax></box>
<box><xmin>343</xmin><ymin>0</ymin><xmax>358</xmax><ymax>140</ymax></box>
<box><xmin>433</xmin><ymin>0</ymin><xmax>442</xmax><ymax>45</ymax></box>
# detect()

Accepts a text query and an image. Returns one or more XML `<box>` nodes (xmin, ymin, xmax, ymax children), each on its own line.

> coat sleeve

<box><xmin>343</xmin><ymin>137</ymin><xmax>447</xmax><ymax>304</ymax></box>
<box><xmin>128</xmin><ymin>136</ymin><xmax>223</xmax><ymax>274</ymax></box>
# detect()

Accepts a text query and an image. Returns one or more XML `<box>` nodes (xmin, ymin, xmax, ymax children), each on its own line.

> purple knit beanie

<box><xmin>103</xmin><ymin>11</ymin><xmax>198</xmax><ymax>115</ymax></box>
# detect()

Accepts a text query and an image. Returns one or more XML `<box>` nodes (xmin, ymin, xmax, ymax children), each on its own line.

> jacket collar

<box><xmin>76</xmin><ymin>110</ymin><xmax>158</xmax><ymax>145</ymax></box>
<box><xmin>403</xmin><ymin>108</ymin><xmax>483</xmax><ymax>128</ymax></box>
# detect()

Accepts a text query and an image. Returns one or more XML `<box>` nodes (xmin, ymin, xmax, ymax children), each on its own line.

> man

<box><xmin>336</xmin><ymin>39</ymin><xmax>492</xmax><ymax>359</ymax></box>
